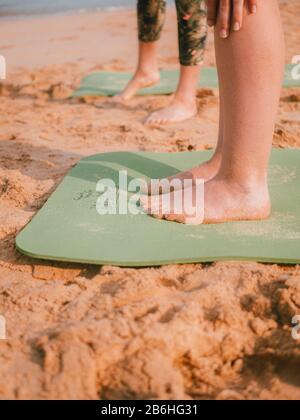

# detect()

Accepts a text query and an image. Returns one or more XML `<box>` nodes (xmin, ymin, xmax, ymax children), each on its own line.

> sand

<box><xmin>0</xmin><ymin>1</ymin><xmax>300</xmax><ymax>400</ymax></box>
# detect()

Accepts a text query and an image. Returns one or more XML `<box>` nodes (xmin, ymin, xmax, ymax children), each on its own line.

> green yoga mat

<box><xmin>16</xmin><ymin>149</ymin><xmax>300</xmax><ymax>266</ymax></box>
<box><xmin>72</xmin><ymin>64</ymin><xmax>299</xmax><ymax>98</ymax></box>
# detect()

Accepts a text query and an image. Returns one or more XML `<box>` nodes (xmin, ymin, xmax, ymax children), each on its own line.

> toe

<box><xmin>151</xmin><ymin>213</ymin><xmax>164</xmax><ymax>221</ymax></box>
<box><xmin>145</xmin><ymin>112</ymin><xmax>157</xmax><ymax>124</ymax></box>
<box><xmin>163</xmin><ymin>213</ymin><xmax>186</xmax><ymax>224</ymax></box>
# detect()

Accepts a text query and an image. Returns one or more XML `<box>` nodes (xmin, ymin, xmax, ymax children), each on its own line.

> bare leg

<box><xmin>144</xmin><ymin>69</ymin><xmax>224</xmax><ymax>195</ymax></box>
<box><xmin>115</xmin><ymin>0</ymin><xmax>166</xmax><ymax>101</ymax></box>
<box><xmin>114</xmin><ymin>41</ymin><xmax>160</xmax><ymax>101</ymax></box>
<box><xmin>143</xmin><ymin>0</ymin><xmax>285</xmax><ymax>224</ymax></box>
<box><xmin>146</xmin><ymin>0</ymin><xmax>208</xmax><ymax>124</ymax></box>
<box><xmin>145</xmin><ymin>65</ymin><xmax>199</xmax><ymax>124</ymax></box>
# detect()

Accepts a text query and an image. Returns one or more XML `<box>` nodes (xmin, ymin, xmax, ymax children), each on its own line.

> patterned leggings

<box><xmin>137</xmin><ymin>0</ymin><xmax>208</xmax><ymax>66</ymax></box>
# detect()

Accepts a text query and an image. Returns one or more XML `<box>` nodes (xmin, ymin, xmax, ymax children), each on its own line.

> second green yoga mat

<box><xmin>72</xmin><ymin>65</ymin><xmax>300</xmax><ymax>98</ymax></box>
<box><xmin>16</xmin><ymin>149</ymin><xmax>300</xmax><ymax>267</ymax></box>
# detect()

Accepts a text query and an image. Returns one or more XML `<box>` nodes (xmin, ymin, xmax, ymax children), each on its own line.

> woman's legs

<box><xmin>145</xmin><ymin>65</ymin><xmax>200</xmax><ymax>123</ymax></box>
<box><xmin>148</xmin><ymin>83</ymin><xmax>224</xmax><ymax>195</ymax></box>
<box><xmin>143</xmin><ymin>0</ymin><xmax>285</xmax><ymax>223</ymax></box>
<box><xmin>146</xmin><ymin>0</ymin><xmax>208</xmax><ymax>123</ymax></box>
<box><xmin>116</xmin><ymin>0</ymin><xmax>166</xmax><ymax>101</ymax></box>
<box><xmin>147</xmin><ymin>53</ymin><xmax>224</xmax><ymax>194</ymax></box>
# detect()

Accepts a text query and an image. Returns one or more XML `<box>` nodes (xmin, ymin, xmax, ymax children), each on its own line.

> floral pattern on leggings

<box><xmin>137</xmin><ymin>0</ymin><xmax>207</xmax><ymax>66</ymax></box>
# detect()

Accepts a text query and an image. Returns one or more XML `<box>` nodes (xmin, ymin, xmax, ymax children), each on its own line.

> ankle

<box><xmin>173</xmin><ymin>92</ymin><xmax>197</xmax><ymax>108</ymax></box>
<box><xmin>215</xmin><ymin>173</ymin><xmax>269</xmax><ymax>198</ymax></box>
<box><xmin>136</xmin><ymin>67</ymin><xmax>159</xmax><ymax>79</ymax></box>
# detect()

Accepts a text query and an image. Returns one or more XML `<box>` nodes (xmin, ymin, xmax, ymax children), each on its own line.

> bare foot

<box><xmin>145</xmin><ymin>98</ymin><xmax>197</xmax><ymax>125</ymax></box>
<box><xmin>143</xmin><ymin>155</ymin><xmax>221</xmax><ymax>196</ymax></box>
<box><xmin>141</xmin><ymin>176</ymin><xmax>271</xmax><ymax>225</ymax></box>
<box><xmin>114</xmin><ymin>69</ymin><xmax>160</xmax><ymax>102</ymax></box>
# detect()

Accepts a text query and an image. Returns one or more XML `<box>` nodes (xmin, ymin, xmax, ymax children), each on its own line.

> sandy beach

<box><xmin>0</xmin><ymin>0</ymin><xmax>300</xmax><ymax>400</ymax></box>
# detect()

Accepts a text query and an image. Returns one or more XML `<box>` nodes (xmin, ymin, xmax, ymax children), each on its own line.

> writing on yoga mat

<box><xmin>16</xmin><ymin>149</ymin><xmax>300</xmax><ymax>266</ymax></box>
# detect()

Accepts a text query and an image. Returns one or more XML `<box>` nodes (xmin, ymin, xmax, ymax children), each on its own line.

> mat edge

<box><xmin>16</xmin><ymin>242</ymin><xmax>300</xmax><ymax>268</ymax></box>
